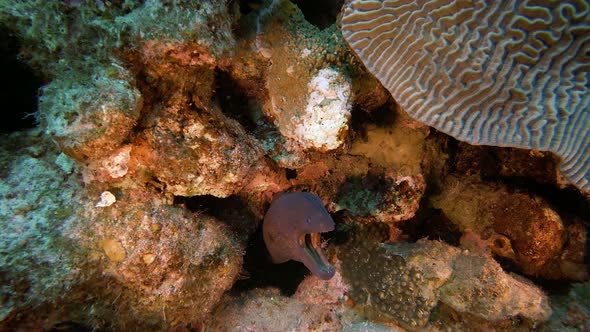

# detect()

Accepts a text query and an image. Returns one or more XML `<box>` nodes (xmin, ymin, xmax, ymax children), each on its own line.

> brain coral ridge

<box><xmin>342</xmin><ymin>0</ymin><xmax>590</xmax><ymax>192</ymax></box>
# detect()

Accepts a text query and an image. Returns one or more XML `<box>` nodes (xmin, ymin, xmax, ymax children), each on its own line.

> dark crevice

<box><xmin>285</xmin><ymin>168</ymin><xmax>297</xmax><ymax>180</ymax></box>
<box><xmin>230</xmin><ymin>226</ymin><xmax>308</xmax><ymax>296</ymax></box>
<box><xmin>174</xmin><ymin>195</ymin><xmax>257</xmax><ymax>242</ymax></box>
<box><xmin>214</xmin><ymin>68</ymin><xmax>266</xmax><ymax>133</ymax></box>
<box><xmin>533</xmin><ymin>277</ymin><xmax>581</xmax><ymax>296</ymax></box>
<box><xmin>502</xmin><ymin>179</ymin><xmax>589</xmax><ymax>220</ymax></box>
<box><xmin>291</xmin><ymin>0</ymin><xmax>343</xmax><ymax>30</ymax></box>
<box><xmin>448</xmin><ymin>143</ymin><xmax>590</xmax><ymax>219</ymax></box>
<box><xmin>398</xmin><ymin>205</ymin><xmax>462</xmax><ymax>246</ymax></box>
<box><xmin>0</xmin><ymin>29</ymin><xmax>43</xmax><ymax>133</ymax></box>
<box><xmin>48</xmin><ymin>321</ymin><xmax>95</xmax><ymax>332</ymax></box>
<box><xmin>145</xmin><ymin>176</ymin><xmax>165</xmax><ymax>194</ymax></box>
<box><xmin>235</xmin><ymin>0</ymin><xmax>265</xmax><ymax>16</ymax></box>
<box><xmin>175</xmin><ymin>194</ymin><xmax>308</xmax><ymax>295</ymax></box>
<box><xmin>350</xmin><ymin>100</ymin><xmax>398</xmax><ymax>143</ymax></box>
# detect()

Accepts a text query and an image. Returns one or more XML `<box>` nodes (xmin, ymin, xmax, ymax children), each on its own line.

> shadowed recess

<box><xmin>291</xmin><ymin>0</ymin><xmax>344</xmax><ymax>30</ymax></box>
<box><xmin>215</xmin><ymin>69</ymin><xmax>260</xmax><ymax>132</ymax></box>
<box><xmin>175</xmin><ymin>194</ymin><xmax>309</xmax><ymax>294</ymax></box>
<box><xmin>0</xmin><ymin>29</ymin><xmax>43</xmax><ymax>133</ymax></box>
<box><xmin>285</xmin><ymin>168</ymin><xmax>297</xmax><ymax>179</ymax></box>
<box><xmin>231</xmin><ymin>226</ymin><xmax>308</xmax><ymax>296</ymax></box>
<box><xmin>214</xmin><ymin>68</ymin><xmax>277</xmax><ymax>139</ymax></box>
<box><xmin>399</xmin><ymin>207</ymin><xmax>462</xmax><ymax>246</ymax></box>
<box><xmin>341</xmin><ymin>0</ymin><xmax>590</xmax><ymax>192</ymax></box>
<box><xmin>48</xmin><ymin>322</ymin><xmax>95</xmax><ymax>332</ymax></box>
<box><xmin>174</xmin><ymin>194</ymin><xmax>257</xmax><ymax>242</ymax></box>
<box><xmin>236</xmin><ymin>0</ymin><xmax>266</xmax><ymax>15</ymax></box>
<box><xmin>350</xmin><ymin>99</ymin><xmax>398</xmax><ymax>142</ymax></box>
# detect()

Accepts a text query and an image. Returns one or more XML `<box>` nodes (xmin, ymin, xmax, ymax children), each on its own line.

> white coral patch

<box><xmin>294</xmin><ymin>68</ymin><xmax>351</xmax><ymax>150</ymax></box>
<box><xmin>96</xmin><ymin>191</ymin><xmax>116</xmax><ymax>207</ymax></box>
<box><xmin>102</xmin><ymin>146</ymin><xmax>131</xmax><ymax>178</ymax></box>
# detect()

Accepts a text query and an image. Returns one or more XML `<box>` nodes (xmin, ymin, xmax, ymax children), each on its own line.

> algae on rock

<box><xmin>340</xmin><ymin>238</ymin><xmax>552</xmax><ymax>328</ymax></box>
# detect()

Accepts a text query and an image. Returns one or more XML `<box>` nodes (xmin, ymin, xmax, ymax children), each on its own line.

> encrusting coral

<box><xmin>225</xmin><ymin>0</ymin><xmax>386</xmax><ymax>167</ymax></box>
<box><xmin>0</xmin><ymin>132</ymin><xmax>243</xmax><ymax>330</ymax></box>
<box><xmin>0</xmin><ymin>0</ymin><xmax>588</xmax><ymax>330</ymax></box>
<box><xmin>207</xmin><ymin>288</ymin><xmax>342</xmax><ymax>331</ymax></box>
<box><xmin>39</xmin><ymin>65</ymin><xmax>143</xmax><ymax>161</ymax></box>
<box><xmin>0</xmin><ymin>131</ymin><xmax>85</xmax><ymax>325</ymax></box>
<box><xmin>288</xmin><ymin>154</ymin><xmax>425</xmax><ymax>225</ymax></box>
<box><xmin>81</xmin><ymin>185</ymin><xmax>244</xmax><ymax>328</ymax></box>
<box><xmin>340</xmin><ymin>236</ymin><xmax>552</xmax><ymax>329</ymax></box>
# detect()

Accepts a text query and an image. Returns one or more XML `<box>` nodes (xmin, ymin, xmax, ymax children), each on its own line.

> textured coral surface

<box><xmin>342</xmin><ymin>0</ymin><xmax>590</xmax><ymax>192</ymax></box>
<box><xmin>0</xmin><ymin>0</ymin><xmax>588</xmax><ymax>330</ymax></box>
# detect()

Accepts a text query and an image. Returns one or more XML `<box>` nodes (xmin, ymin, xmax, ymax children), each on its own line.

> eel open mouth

<box><xmin>298</xmin><ymin>232</ymin><xmax>335</xmax><ymax>280</ymax></box>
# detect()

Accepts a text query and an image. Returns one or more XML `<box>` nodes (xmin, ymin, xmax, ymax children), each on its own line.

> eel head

<box><xmin>263</xmin><ymin>192</ymin><xmax>336</xmax><ymax>280</ymax></box>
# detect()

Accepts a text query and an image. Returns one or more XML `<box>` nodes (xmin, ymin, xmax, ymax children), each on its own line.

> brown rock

<box><xmin>489</xmin><ymin>193</ymin><xmax>565</xmax><ymax>275</ymax></box>
<box><xmin>432</xmin><ymin>176</ymin><xmax>570</xmax><ymax>278</ymax></box>
<box><xmin>453</xmin><ymin>143</ymin><xmax>564</xmax><ymax>187</ymax></box>
<box><xmin>79</xmin><ymin>185</ymin><xmax>244</xmax><ymax>327</ymax></box>
<box><xmin>132</xmin><ymin>93</ymin><xmax>263</xmax><ymax>197</ymax></box>
<box><xmin>99</xmin><ymin>238</ymin><xmax>126</xmax><ymax>262</ymax></box>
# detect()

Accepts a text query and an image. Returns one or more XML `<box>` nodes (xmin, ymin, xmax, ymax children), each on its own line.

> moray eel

<box><xmin>263</xmin><ymin>192</ymin><xmax>336</xmax><ymax>280</ymax></box>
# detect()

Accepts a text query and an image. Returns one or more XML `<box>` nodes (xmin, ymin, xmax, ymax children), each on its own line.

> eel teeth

<box><xmin>299</xmin><ymin>232</ymin><xmax>320</xmax><ymax>248</ymax></box>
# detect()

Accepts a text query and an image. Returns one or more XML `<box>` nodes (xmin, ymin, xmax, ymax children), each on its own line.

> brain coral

<box><xmin>341</xmin><ymin>0</ymin><xmax>590</xmax><ymax>191</ymax></box>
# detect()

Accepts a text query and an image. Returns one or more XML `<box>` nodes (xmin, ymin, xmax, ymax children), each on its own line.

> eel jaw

<box><xmin>298</xmin><ymin>232</ymin><xmax>335</xmax><ymax>280</ymax></box>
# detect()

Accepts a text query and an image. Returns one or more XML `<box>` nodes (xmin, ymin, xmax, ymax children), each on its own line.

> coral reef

<box><xmin>131</xmin><ymin>94</ymin><xmax>264</xmax><ymax>197</ymax></box>
<box><xmin>431</xmin><ymin>175</ymin><xmax>587</xmax><ymax>280</ymax></box>
<box><xmin>252</xmin><ymin>1</ymin><xmax>355</xmax><ymax>154</ymax></box>
<box><xmin>0</xmin><ymin>0</ymin><xmax>588</xmax><ymax>330</ymax></box>
<box><xmin>0</xmin><ymin>131</ymin><xmax>86</xmax><ymax>324</ymax></box>
<box><xmin>0</xmin><ymin>132</ymin><xmax>243</xmax><ymax>329</ymax></box>
<box><xmin>342</xmin><ymin>0</ymin><xmax>590</xmax><ymax>192</ymax></box>
<box><xmin>340</xmin><ymin>238</ymin><xmax>552</xmax><ymax>329</ymax></box>
<box><xmin>453</xmin><ymin>142</ymin><xmax>565</xmax><ymax>186</ymax></box>
<box><xmin>208</xmin><ymin>288</ymin><xmax>342</xmax><ymax>331</ymax></box>
<box><xmin>80</xmin><ymin>186</ymin><xmax>243</xmax><ymax>328</ymax></box>
<box><xmin>290</xmin><ymin>154</ymin><xmax>425</xmax><ymax>224</ymax></box>
<box><xmin>351</xmin><ymin>111</ymin><xmax>429</xmax><ymax>176</ymax></box>
<box><xmin>208</xmin><ymin>267</ymin><xmax>407</xmax><ymax>331</ymax></box>
<box><xmin>39</xmin><ymin>65</ymin><xmax>142</xmax><ymax>161</ymax></box>
<box><xmin>225</xmin><ymin>0</ymin><xmax>383</xmax><ymax>167</ymax></box>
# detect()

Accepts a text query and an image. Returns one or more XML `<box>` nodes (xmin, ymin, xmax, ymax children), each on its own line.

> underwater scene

<box><xmin>0</xmin><ymin>0</ymin><xmax>589</xmax><ymax>330</ymax></box>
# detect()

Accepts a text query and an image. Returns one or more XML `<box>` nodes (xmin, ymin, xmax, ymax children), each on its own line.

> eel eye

<box><xmin>305</xmin><ymin>217</ymin><xmax>312</xmax><ymax>224</ymax></box>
